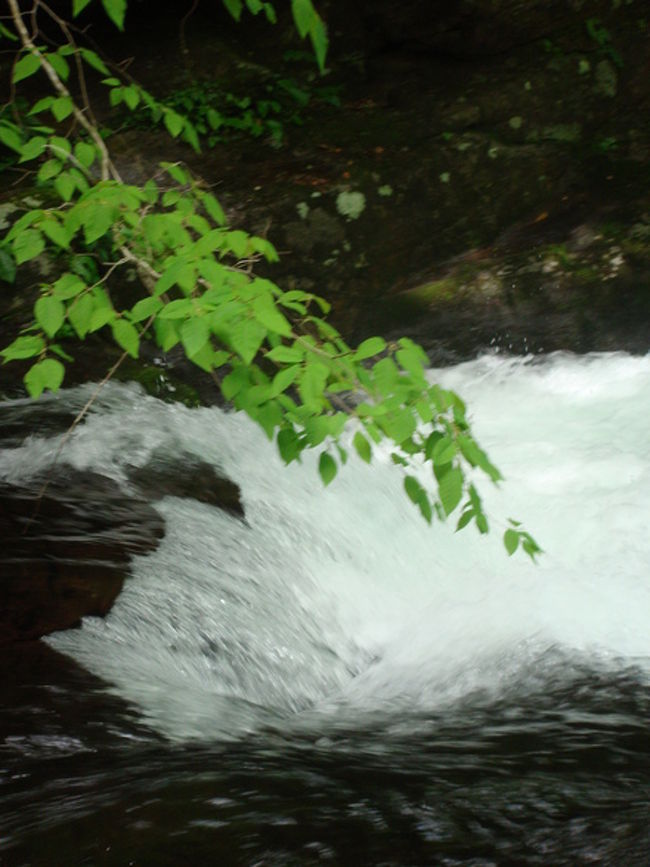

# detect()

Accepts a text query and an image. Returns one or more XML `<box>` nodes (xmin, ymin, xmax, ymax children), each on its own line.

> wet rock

<box><xmin>127</xmin><ymin>449</ymin><xmax>244</xmax><ymax>518</ymax></box>
<box><xmin>331</xmin><ymin>0</ymin><xmax>621</xmax><ymax>58</ymax></box>
<box><xmin>0</xmin><ymin>640</ymin><xmax>160</xmax><ymax>751</ymax></box>
<box><xmin>0</xmin><ymin>397</ymin><xmax>79</xmax><ymax>448</ymax></box>
<box><xmin>0</xmin><ymin>466</ymin><xmax>165</xmax><ymax>644</ymax></box>
<box><xmin>284</xmin><ymin>206</ymin><xmax>345</xmax><ymax>255</ymax></box>
<box><xmin>378</xmin><ymin>210</ymin><xmax>650</xmax><ymax>358</ymax></box>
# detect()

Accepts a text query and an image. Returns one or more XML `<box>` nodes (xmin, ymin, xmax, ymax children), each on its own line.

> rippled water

<box><xmin>1</xmin><ymin>352</ymin><xmax>650</xmax><ymax>865</ymax></box>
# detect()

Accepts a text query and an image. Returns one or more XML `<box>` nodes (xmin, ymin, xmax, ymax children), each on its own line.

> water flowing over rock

<box><xmin>0</xmin><ymin>466</ymin><xmax>165</xmax><ymax>644</ymax></box>
<box><xmin>127</xmin><ymin>448</ymin><xmax>244</xmax><ymax>518</ymax></box>
<box><xmin>0</xmin><ymin>399</ymin><xmax>244</xmax><ymax>643</ymax></box>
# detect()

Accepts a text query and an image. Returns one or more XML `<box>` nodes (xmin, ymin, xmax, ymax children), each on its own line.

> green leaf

<box><xmin>222</xmin><ymin>0</ymin><xmax>243</xmax><ymax>20</ymax></box>
<box><xmin>28</xmin><ymin>96</ymin><xmax>55</xmax><ymax>116</ymax></box>
<box><xmin>35</xmin><ymin>295</ymin><xmax>65</xmax><ymax>337</ymax></box>
<box><xmin>89</xmin><ymin>306</ymin><xmax>115</xmax><ymax>332</ymax></box>
<box><xmin>266</xmin><ymin>344</ymin><xmax>303</xmax><ymax>364</ymax></box>
<box><xmin>372</xmin><ymin>356</ymin><xmax>399</xmax><ymax>395</ymax></box>
<box><xmin>49</xmin><ymin>135</ymin><xmax>71</xmax><ymax>155</ymax></box>
<box><xmin>318</xmin><ymin>451</ymin><xmax>337</xmax><ymax>486</ymax></box>
<box><xmin>221</xmin><ymin>365</ymin><xmax>249</xmax><ymax>400</ymax></box>
<box><xmin>73</xmin><ymin>0</ymin><xmax>94</xmax><ymax>15</ymax></box>
<box><xmin>102</xmin><ymin>0</ymin><xmax>127</xmax><ymax>29</ymax></box>
<box><xmin>457</xmin><ymin>434</ymin><xmax>481</xmax><ymax>466</ymax></box>
<box><xmin>109</xmin><ymin>86</ymin><xmax>123</xmax><ymax>107</ymax></box>
<box><xmin>271</xmin><ymin>364</ymin><xmax>299</xmax><ymax>397</ymax></box>
<box><xmin>253</xmin><ymin>296</ymin><xmax>292</xmax><ymax>337</ymax></box>
<box><xmin>143</xmin><ymin>179</ymin><xmax>159</xmax><ymax>204</ymax></box>
<box><xmin>52</xmin><ymin>96</ymin><xmax>74</xmax><ymax>121</ymax></box>
<box><xmin>183</xmin><ymin>120</ymin><xmax>201</xmax><ymax>153</ymax></box>
<box><xmin>309</xmin><ymin>14</ymin><xmax>328</xmax><ymax>72</ymax></box>
<box><xmin>162</xmin><ymin>162</ymin><xmax>189</xmax><ymax>185</ymax></box>
<box><xmin>74</xmin><ymin>141</ymin><xmax>96</xmax><ymax>168</ymax></box>
<box><xmin>52</xmin><ymin>272</ymin><xmax>85</xmax><ymax>300</ymax></box>
<box><xmin>122</xmin><ymin>85</ymin><xmax>140</xmax><ymax>110</ymax></box>
<box><xmin>382</xmin><ymin>408</ymin><xmax>416</xmax><ymax>444</ymax></box>
<box><xmin>158</xmin><ymin>298</ymin><xmax>193</xmax><ymax>319</ymax></box>
<box><xmin>396</xmin><ymin>346</ymin><xmax>426</xmax><ymax>381</ymax></box>
<box><xmin>68</xmin><ymin>294</ymin><xmax>95</xmax><ymax>338</ymax></box>
<box><xmin>353</xmin><ymin>430</ymin><xmax>371</xmax><ymax>463</ymax></box>
<box><xmin>19</xmin><ymin>136</ymin><xmax>47</xmax><ymax>163</ymax></box>
<box><xmin>522</xmin><ymin>535</ymin><xmax>542</xmax><ymax>561</ymax></box>
<box><xmin>180</xmin><ymin>317</ymin><xmax>209</xmax><ymax>358</ymax></box>
<box><xmin>277</xmin><ymin>427</ymin><xmax>300</xmax><ymax>463</ymax></box>
<box><xmin>48</xmin><ymin>343</ymin><xmax>74</xmax><ymax>362</ymax></box>
<box><xmin>304</xmin><ymin>415</ymin><xmax>329</xmax><ymax>446</ymax></box>
<box><xmin>13</xmin><ymin>229</ymin><xmax>45</xmax><ymax>264</ymax></box>
<box><xmin>229</xmin><ymin>319</ymin><xmax>266</xmax><ymax>364</ymax></box>
<box><xmin>475</xmin><ymin>513</ymin><xmax>489</xmax><ymax>535</ymax></box>
<box><xmin>504</xmin><ymin>529</ymin><xmax>519</xmax><ymax>556</ymax></box>
<box><xmin>46</xmin><ymin>53</ymin><xmax>70</xmax><ymax>82</ymax></box>
<box><xmin>432</xmin><ymin>436</ymin><xmax>456</xmax><ymax>466</ymax></box>
<box><xmin>299</xmin><ymin>358</ymin><xmax>329</xmax><ymax>409</ymax></box>
<box><xmin>456</xmin><ymin>510</ymin><xmax>474</xmax><ymax>532</ymax></box>
<box><xmin>201</xmin><ymin>193</ymin><xmax>226</xmax><ymax>226</ymax></box>
<box><xmin>80</xmin><ymin>48</ymin><xmax>110</xmax><ymax>74</ymax></box>
<box><xmin>185</xmin><ymin>341</ymin><xmax>214</xmax><ymax>373</ymax></box>
<box><xmin>153</xmin><ymin>318</ymin><xmax>179</xmax><ymax>351</ymax></box>
<box><xmin>112</xmin><ymin>318</ymin><xmax>139</xmax><ymax>357</ymax></box>
<box><xmin>83</xmin><ymin>204</ymin><xmax>114</xmax><ymax>244</ymax></box>
<box><xmin>225</xmin><ymin>230</ymin><xmax>249</xmax><ymax>258</ymax></box>
<box><xmin>38</xmin><ymin>158</ymin><xmax>63</xmax><ymax>181</ymax></box>
<box><xmin>129</xmin><ymin>296</ymin><xmax>162</xmax><ymax>322</ymax></box>
<box><xmin>40</xmin><ymin>219</ymin><xmax>70</xmax><ymax>249</ymax></box>
<box><xmin>24</xmin><ymin>358</ymin><xmax>64</xmax><ymax>398</ymax></box>
<box><xmin>0</xmin><ymin>21</ymin><xmax>18</xmax><ymax>40</ymax></box>
<box><xmin>207</xmin><ymin>108</ymin><xmax>222</xmax><ymax>130</ymax></box>
<box><xmin>353</xmin><ymin>336</ymin><xmax>386</xmax><ymax>361</ymax></box>
<box><xmin>13</xmin><ymin>53</ymin><xmax>40</xmax><ymax>84</ymax></box>
<box><xmin>0</xmin><ymin>248</ymin><xmax>16</xmax><ymax>283</ymax></box>
<box><xmin>417</xmin><ymin>491</ymin><xmax>433</xmax><ymax>524</ymax></box>
<box><xmin>164</xmin><ymin>110</ymin><xmax>184</xmax><ymax>138</ymax></box>
<box><xmin>0</xmin><ymin>122</ymin><xmax>23</xmax><ymax>153</ymax></box>
<box><xmin>292</xmin><ymin>0</ymin><xmax>315</xmax><ymax>38</ymax></box>
<box><xmin>437</xmin><ymin>465</ymin><xmax>463</xmax><ymax>516</ymax></box>
<box><xmin>1</xmin><ymin>335</ymin><xmax>45</xmax><ymax>361</ymax></box>
<box><xmin>54</xmin><ymin>172</ymin><xmax>76</xmax><ymax>202</ymax></box>
<box><xmin>404</xmin><ymin>474</ymin><xmax>423</xmax><ymax>504</ymax></box>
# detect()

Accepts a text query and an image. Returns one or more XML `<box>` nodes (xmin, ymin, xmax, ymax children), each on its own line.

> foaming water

<box><xmin>11</xmin><ymin>351</ymin><xmax>644</xmax><ymax>741</ymax></box>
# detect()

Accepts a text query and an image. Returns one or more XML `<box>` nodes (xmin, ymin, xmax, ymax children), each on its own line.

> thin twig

<box><xmin>180</xmin><ymin>0</ymin><xmax>200</xmax><ymax>62</ymax></box>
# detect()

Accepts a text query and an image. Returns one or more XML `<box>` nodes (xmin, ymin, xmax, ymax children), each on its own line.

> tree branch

<box><xmin>7</xmin><ymin>0</ymin><xmax>119</xmax><ymax>181</ymax></box>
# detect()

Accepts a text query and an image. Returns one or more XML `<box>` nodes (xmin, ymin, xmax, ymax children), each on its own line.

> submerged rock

<box><xmin>127</xmin><ymin>448</ymin><xmax>244</xmax><ymax>518</ymax></box>
<box><xmin>0</xmin><ymin>466</ymin><xmax>165</xmax><ymax>644</ymax></box>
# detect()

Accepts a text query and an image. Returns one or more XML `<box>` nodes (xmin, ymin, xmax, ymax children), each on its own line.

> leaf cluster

<box><xmin>0</xmin><ymin>0</ymin><xmax>541</xmax><ymax>560</ymax></box>
<box><xmin>119</xmin><ymin>76</ymin><xmax>341</xmax><ymax>149</ymax></box>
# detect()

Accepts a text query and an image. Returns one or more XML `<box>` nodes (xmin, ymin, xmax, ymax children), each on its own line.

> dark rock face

<box><xmin>0</xmin><ymin>640</ymin><xmax>160</xmax><ymax>750</ymax></box>
<box><xmin>0</xmin><ymin>466</ymin><xmax>165</xmax><ymax>644</ymax></box>
<box><xmin>331</xmin><ymin>0</ymin><xmax>624</xmax><ymax>57</ymax></box>
<box><xmin>127</xmin><ymin>449</ymin><xmax>244</xmax><ymax>518</ymax></box>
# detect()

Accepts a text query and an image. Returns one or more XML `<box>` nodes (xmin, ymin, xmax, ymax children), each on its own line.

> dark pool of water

<box><xmin>1</xmin><ymin>643</ymin><xmax>649</xmax><ymax>866</ymax></box>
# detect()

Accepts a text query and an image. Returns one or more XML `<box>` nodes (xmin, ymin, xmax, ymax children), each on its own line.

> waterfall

<box><xmin>5</xmin><ymin>351</ymin><xmax>643</xmax><ymax>742</ymax></box>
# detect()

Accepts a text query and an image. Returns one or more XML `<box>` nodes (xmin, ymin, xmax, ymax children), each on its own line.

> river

<box><xmin>1</xmin><ymin>352</ymin><xmax>649</xmax><ymax>865</ymax></box>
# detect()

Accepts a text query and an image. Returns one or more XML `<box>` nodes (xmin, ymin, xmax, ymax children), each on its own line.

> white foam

<box><xmin>21</xmin><ymin>351</ymin><xmax>649</xmax><ymax>740</ymax></box>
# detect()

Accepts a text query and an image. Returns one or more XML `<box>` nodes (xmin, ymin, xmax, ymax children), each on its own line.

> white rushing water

<box><xmin>7</xmin><ymin>352</ymin><xmax>649</xmax><ymax>741</ymax></box>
